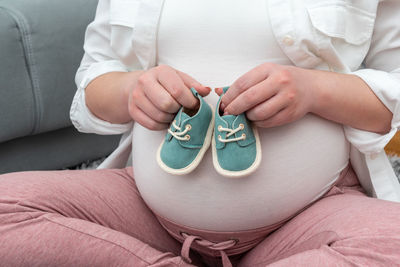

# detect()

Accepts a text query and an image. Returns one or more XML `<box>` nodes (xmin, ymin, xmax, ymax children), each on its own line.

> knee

<box><xmin>0</xmin><ymin>171</ymin><xmax>60</xmax><ymax>216</ymax></box>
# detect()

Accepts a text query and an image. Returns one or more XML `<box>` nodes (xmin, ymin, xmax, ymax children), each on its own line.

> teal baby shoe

<box><xmin>212</xmin><ymin>87</ymin><xmax>261</xmax><ymax>178</ymax></box>
<box><xmin>157</xmin><ymin>88</ymin><xmax>214</xmax><ymax>175</ymax></box>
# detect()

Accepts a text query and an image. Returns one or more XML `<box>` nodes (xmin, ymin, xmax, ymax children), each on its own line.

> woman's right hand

<box><xmin>127</xmin><ymin>65</ymin><xmax>211</xmax><ymax>130</ymax></box>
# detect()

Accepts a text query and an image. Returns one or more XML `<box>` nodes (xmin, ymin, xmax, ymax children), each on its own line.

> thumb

<box><xmin>176</xmin><ymin>70</ymin><xmax>211</xmax><ymax>96</ymax></box>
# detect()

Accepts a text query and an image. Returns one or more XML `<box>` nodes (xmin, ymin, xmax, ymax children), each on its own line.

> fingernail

<box><xmin>215</xmin><ymin>87</ymin><xmax>222</xmax><ymax>92</ymax></box>
<box><xmin>220</xmin><ymin>102</ymin><xmax>226</xmax><ymax>111</ymax></box>
<box><xmin>205</xmin><ymin>87</ymin><xmax>212</xmax><ymax>91</ymax></box>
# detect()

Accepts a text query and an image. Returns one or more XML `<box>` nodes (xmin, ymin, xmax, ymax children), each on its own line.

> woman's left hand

<box><xmin>216</xmin><ymin>63</ymin><xmax>316</xmax><ymax>128</ymax></box>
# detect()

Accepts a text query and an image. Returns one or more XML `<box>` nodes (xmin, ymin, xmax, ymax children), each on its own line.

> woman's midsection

<box><xmin>132</xmin><ymin>0</ymin><xmax>350</xmax><ymax>231</ymax></box>
<box><xmin>131</xmin><ymin>114</ymin><xmax>350</xmax><ymax>231</ymax></box>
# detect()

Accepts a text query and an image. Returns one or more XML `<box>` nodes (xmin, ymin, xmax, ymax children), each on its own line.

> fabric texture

<box><xmin>2</xmin><ymin>167</ymin><xmax>400</xmax><ymax>267</ymax></box>
<box><xmin>0</xmin><ymin>127</ymin><xmax>119</xmax><ymax>174</ymax></box>
<box><xmin>0</xmin><ymin>168</ymin><xmax>195</xmax><ymax>267</ymax></box>
<box><xmin>0</xmin><ymin>0</ymin><xmax>98</xmax><ymax>137</ymax></box>
<box><xmin>70</xmin><ymin>0</ymin><xmax>400</xmax><ymax>202</ymax></box>
<box><xmin>0</xmin><ymin>6</ymin><xmax>33</xmax><ymax>143</ymax></box>
<box><xmin>0</xmin><ymin>0</ymin><xmax>120</xmax><ymax>173</ymax></box>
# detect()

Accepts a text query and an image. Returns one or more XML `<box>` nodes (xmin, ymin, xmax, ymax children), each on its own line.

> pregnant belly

<box><xmin>131</xmin><ymin>114</ymin><xmax>350</xmax><ymax>231</ymax></box>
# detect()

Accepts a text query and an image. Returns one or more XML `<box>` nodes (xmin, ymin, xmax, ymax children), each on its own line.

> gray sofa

<box><xmin>0</xmin><ymin>0</ymin><xmax>120</xmax><ymax>174</ymax></box>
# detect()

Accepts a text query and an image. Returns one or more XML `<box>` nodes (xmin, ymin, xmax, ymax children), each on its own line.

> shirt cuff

<box><xmin>70</xmin><ymin>60</ymin><xmax>133</xmax><ymax>135</ymax></box>
<box><xmin>344</xmin><ymin>68</ymin><xmax>400</xmax><ymax>155</ymax></box>
<box><xmin>76</xmin><ymin>60</ymin><xmax>129</xmax><ymax>90</ymax></box>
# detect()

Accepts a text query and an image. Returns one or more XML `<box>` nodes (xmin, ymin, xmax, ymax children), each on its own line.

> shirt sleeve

<box><xmin>70</xmin><ymin>0</ymin><xmax>134</xmax><ymax>135</ymax></box>
<box><xmin>345</xmin><ymin>0</ymin><xmax>400</xmax><ymax>155</ymax></box>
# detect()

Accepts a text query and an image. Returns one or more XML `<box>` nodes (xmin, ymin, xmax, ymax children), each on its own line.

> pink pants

<box><xmin>1</xmin><ymin>165</ymin><xmax>400</xmax><ymax>267</ymax></box>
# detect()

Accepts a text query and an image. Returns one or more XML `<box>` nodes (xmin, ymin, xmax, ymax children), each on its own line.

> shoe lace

<box><xmin>168</xmin><ymin>120</ymin><xmax>192</xmax><ymax>141</ymax></box>
<box><xmin>180</xmin><ymin>232</ymin><xmax>236</xmax><ymax>267</ymax></box>
<box><xmin>217</xmin><ymin>123</ymin><xmax>246</xmax><ymax>143</ymax></box>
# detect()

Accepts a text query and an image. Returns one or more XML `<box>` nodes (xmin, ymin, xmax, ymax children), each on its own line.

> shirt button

<box><xmin>282</xmin><ymin>35</ymin><xmax>294</xmax><ymax>46</ymax></box>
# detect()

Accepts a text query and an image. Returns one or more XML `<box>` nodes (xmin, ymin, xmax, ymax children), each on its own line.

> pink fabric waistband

<box><xmin>155</xmin><ymin>164</ymin><xmax>357</xmax><ymax>266</ymax></box>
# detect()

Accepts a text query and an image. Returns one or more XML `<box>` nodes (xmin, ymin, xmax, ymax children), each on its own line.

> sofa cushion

<box><xmin>0</xmin><ymin>0</ymin><xmax>98</xmax><ymax>142</ymax></box>
<box><xmin>0</xmin><ymin>7</ymin><xmax>35</xmax><ymax>142</ymax></box>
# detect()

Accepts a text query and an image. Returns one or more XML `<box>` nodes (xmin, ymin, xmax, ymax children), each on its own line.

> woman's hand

<box><xmin>216</xmin><ymin>63</ymin><xmax>315</xmax><ymax>128</ymax></box>
<box><xmin>127</xmin><ymin>65</ymin><xmax>211</xmax><ymax>130</ymax></box>
<box><xmin>216</xmin><ymin>63</ymin><xmax>392</xmax><ymax>133</ymax></box>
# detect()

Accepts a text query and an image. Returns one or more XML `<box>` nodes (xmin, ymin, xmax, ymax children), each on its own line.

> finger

<box><xmin>130</xmin><ymin>105</ymin><xmax>169</xmax><ymax>131</ymax></box>
<box><xmin>215</xmin><ymin>86</ymin><xmax>229</xmax><ymax>96</ymax></box>
<box><xmin>253</xmin><ymin>108</ymin><xmax>294</xmax><ymax>128</ymax></box>
<box><xmin>158</xmin><ymin>68</ymin><xmax>199</xmax><ymax>108</ymax></box>
<box><xmin>224</xmin><ymin>78</ymin><xmax>279</xmax><ymax>115</ymax></box>
<box><xmin>134</xmin><ymin>90</ymin><xmax>175</xmax><ymax>123</ymax></box>
<box><xmin>245</xmin><ymin>93</ymin><xmax>289</xmax><ymax>121</ymax></box>
<box><xmin>221</xmin><ymin>63</ymin><xmax>274</xmax><ymax>107</ymax></box>
<box><xmin>143</xmin><ymin>80</ymin><xmax>181</xmax><ymax>113</ymax></box>
<box><xmin>176</xmin><ymin>70</ymin><xmax>211</xmax><ymax>97</ymax></box>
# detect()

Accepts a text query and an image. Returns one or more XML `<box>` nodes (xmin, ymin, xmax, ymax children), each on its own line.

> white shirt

<box><xmin>71</xmin><ymin>0</ymin><xmax>400</xmax><ymax>205</ymax></box>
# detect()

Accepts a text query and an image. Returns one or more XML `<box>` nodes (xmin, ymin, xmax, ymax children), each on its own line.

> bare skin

<box><xmin>85</xmin><ymin>65</ymin><xmax>211</xmax><ymax>130</ymax></box>
<box><xmin>216</xmin><ymin>63</ymin><xmax>392</xmax><ymax>134</ymax></box>
<box><xmin>86</xmin><ymin>63</ymin><xmax>392</xmax><ymax>134</ymax></box>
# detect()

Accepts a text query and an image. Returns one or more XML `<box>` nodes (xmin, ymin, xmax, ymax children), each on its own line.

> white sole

<box><xmin>156</xmin><ymin>105</ymin><xmax>215</xmax><ymax>176</ymax></box>
<box><xmin>212</xmin><ymin>124</ymin><xmax>262</xmax><ymax>178</ymax></box>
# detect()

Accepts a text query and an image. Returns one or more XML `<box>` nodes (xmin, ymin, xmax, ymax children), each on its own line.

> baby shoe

<box><xmin>157</xmin><ymin>88</ymin><xmax>214</xmax><ymax>175</ymax></box>
<box><xmin>212</xmin><ymin>87</ymin><xmax>261</xmax><ymax>178</ymax></box>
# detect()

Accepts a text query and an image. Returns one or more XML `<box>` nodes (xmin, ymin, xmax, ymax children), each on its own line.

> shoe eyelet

<box><xmin>185</xmin><ymin>135</ymin><xmax>191</xmax><ymax>141</ymax></box>
<box><xmin>239</xmin><ymin>123</ymin><xmax>244</xmax><ymax>129</ymax></box>
<box><xmin>242</xmin><ymin>133</ymin><xmax>246</xmax><ymax>139</ymax></box>
<box><xmin>218</xmin><ymin>125</ymin><xmax>222</xmax><ymax>131</ymax></box>
<box><xmin>186</xmin><ymin>124</ymin><xmax>192</xmax><ymax>131</ymax></box>
<box><xmin>218</xmin><ymin>135</ymin><xmax>222</xmax><ymax>141</ymax></box>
